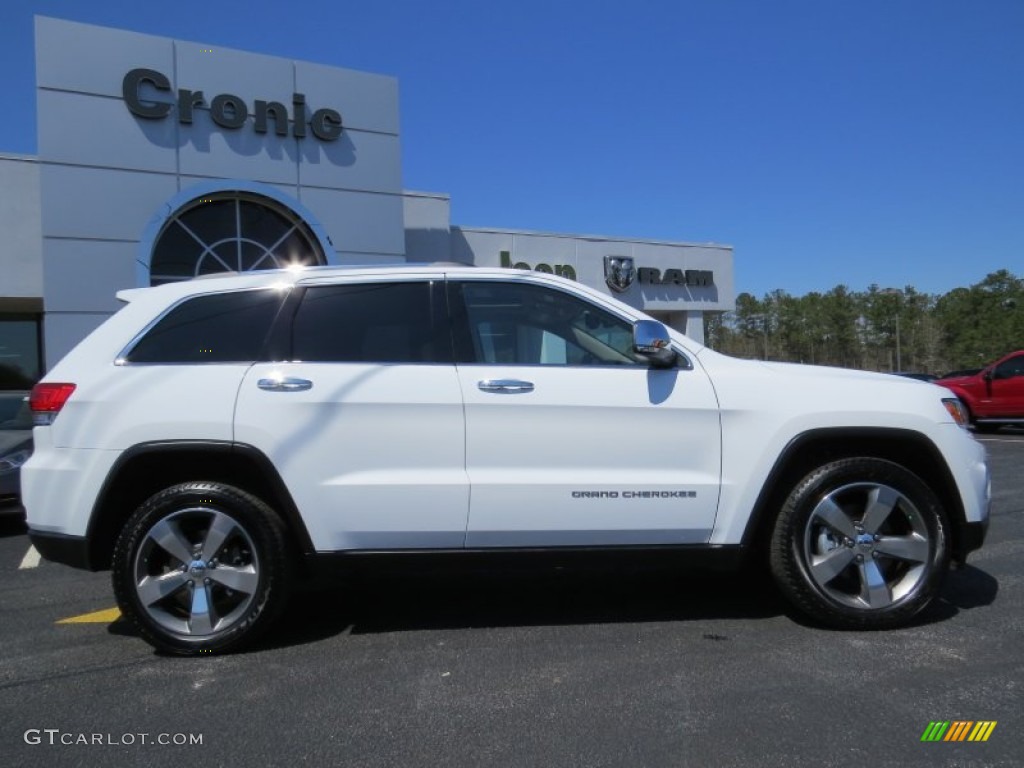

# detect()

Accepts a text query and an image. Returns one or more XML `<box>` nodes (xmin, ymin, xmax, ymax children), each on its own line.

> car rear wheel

<box><xmin>769</xmin><ymin>458</ymin><xmax>949</xmax><ymax>629</ymax></box>
<box><xmin>112</xmin><ymin>482</ymin><xmax>291</xmax><ymax>655</ymax></box>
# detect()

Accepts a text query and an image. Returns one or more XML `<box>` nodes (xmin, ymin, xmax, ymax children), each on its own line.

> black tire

<box><xmin>769</xmin><ymin>458</ymin><xmax>949</xmax><ymax>630</ymax></box>
<box><xmin>972</xmin><ymin>422</ymin><xmax>1002</xmax><ymax>434</ymax></box>
<box><xmin>112</xmin><ymin>482</ymin><xmax>291</xmax><ymax>655</ymax></box>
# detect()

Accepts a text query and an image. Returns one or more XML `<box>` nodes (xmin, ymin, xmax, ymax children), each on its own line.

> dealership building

<box><xmin>0</xmin><ymin>17</ymin><xmax>734</xmax><ymax>386</ymax></box>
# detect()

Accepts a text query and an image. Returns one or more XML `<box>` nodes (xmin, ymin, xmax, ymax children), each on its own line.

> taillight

<box><xmin>30</xmin><ymin>383</ymin><xmax>76</xmax><ymax>425</ymax></box>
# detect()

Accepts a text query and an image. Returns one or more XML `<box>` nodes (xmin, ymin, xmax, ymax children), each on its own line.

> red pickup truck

<box><xmin>938</xmin><ymin>350</ymin><xmax>1024</xmax><ymax>431</ymax></box>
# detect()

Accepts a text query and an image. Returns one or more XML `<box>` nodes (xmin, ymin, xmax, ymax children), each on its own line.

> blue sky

<box><xmin>1</xmin><ymin>0</ymin><xmax>1021</xmax><ymax>299</ymax></box>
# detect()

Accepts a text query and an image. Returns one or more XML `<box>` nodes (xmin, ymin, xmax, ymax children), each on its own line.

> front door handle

<box><xmin>478</xmin><ymin>379</ymin><xmax>534</xmax><ymax>394</ymax></box>
<box><xmin>258</xmin><ymin>377</ymin><xmax>313</xmax><ymax>392</ymax></box>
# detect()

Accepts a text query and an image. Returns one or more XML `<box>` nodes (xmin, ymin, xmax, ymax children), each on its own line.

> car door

<box><xmin>234</xmin><ymin>278</ymin><xmax>469</xmax><ymax>552</ymax></box>
<box><xmin>450</xmin><ymin>277</ymin><xmax>722</xmax><ymax>548</ymax></box>
<box><xmin>989</xmin><ymin>353</ymin><xmax>1024</xmax><ymax>416</ymax></box>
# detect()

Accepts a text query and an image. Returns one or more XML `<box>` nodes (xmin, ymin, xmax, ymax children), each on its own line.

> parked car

<box><xmin>23</xmin><ymin>267</ymin><xmax>989</xmax><ymax>654</ymax></box>
<box><xmin>0</xmin><ymin>392</ymin><xmax>32</xmax><ymax>515</ymax></box>
<box><xmin>893</xmin><ymin>372</ymin><xmax>938</xmax><ymax>382</ymax></box>
<box><xmin>937</xmin><ymin>351</ymin><xmax>1024</xmax><ymax>432</ymax></box>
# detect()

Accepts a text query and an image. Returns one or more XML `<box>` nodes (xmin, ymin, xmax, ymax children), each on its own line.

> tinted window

<box><xmin>0</xmin><ymin>393</ymin><xmax>31</xmax><ymax>429</ymax></box>
<box><xmin>291</xmin><ymin>282</ymin><xmax>443</xmax><ymax>363</ymax></box>
<box><xmin>995</xmin><ymin>355</ymin><xmax>1024</xmax><ymax>379</ymax></box>
<box><xmin>454</xmin><ymin>282</ymin><xmax>643</xmax><ymax>366</ymax></box>
<box><xmin>0</xmin><ymin>316</ymin><xmax>41</xmax><ymax>389</ymax></box>
<box><xmin>125</xmin><ymin>289</ymin><xmax>286</xmax><ymax>363</ymax></box>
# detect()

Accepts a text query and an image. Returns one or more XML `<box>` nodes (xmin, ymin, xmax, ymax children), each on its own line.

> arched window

<box><xmin>149</xmin><ymin>193</ymin><xmax>325</xmax><ymax>285</ymax></box>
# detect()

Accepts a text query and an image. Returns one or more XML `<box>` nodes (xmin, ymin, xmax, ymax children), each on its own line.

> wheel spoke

<box><xmin>860</xmin><ymin>486</ymin><xmax>899</xmax><ymax>534</ymax></box>
<box><xmin>875</xmin><ymin>534</ymin><xmax>929</xmax><ymax>563</ymax></box>
<box><xmin>201</xmin><ymin>512</ymin><xmax>236</xmax><ymax>562</ymax></box>
<box><xmin>189</xmin><ymin>584</ymin><xmax>216</xmax><ymax>634</ymax></box>
<box><xmin>136</xmin><ymin>571</ymin><xmax>189</xmax><ymax>606</ymax></box>
<box><xmin>810</xmin><ymin>546</ymin><xmax>856</xmax><ymax>585</ymax></box>
<box><xmin>147</xmin><ymin>519</ymin><xmax>194</xmax><ymax>565</ymax></box>
<box><xmin>857</xmin><ymin>559</ymin><xmax>893</xmax><ymax>608</ymax></box>
<box><xmin>813</xmin><ymin>497</ymin><xmax>857</xmax><ymax>539</ymax></box>
<box><xmin>208</xmin><ymin>565</ymin><xmax>258</xmax><ymax>595</ymax></box>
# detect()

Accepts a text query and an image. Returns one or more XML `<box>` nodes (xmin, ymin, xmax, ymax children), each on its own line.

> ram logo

<box><xmin>604</xmin><ymin>256</ymin><xmax>636</xmax><ymax>293</ymax></box>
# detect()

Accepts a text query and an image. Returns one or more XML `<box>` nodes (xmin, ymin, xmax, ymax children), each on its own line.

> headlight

<box><xmin>0</xmin><ymin>448</ymin><xmax>31</xmax><ymax>473</ymax></box>
<box><xmin>941</xmin><ymin>398</ymin><xmax>970</xmax><ymax>428</ymax></box>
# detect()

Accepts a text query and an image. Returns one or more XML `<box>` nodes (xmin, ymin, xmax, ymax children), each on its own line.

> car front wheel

<box><xmin>112</xmin><ymin>482</ymin><xmax>291</xmax><ymax>655</ymax></box>
<box><xmin>770</xmin><ymin>458</ymin><xmax>949</xmax><ymax>629</ymax></box>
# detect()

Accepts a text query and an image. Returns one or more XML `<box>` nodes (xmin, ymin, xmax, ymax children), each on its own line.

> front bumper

<box><xmin>952</xmin><ymin>519</ymin><xmax>989</xmax><ymax>565</ymax></box>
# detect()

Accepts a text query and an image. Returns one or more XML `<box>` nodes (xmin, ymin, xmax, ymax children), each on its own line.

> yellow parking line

<box><xmin>57</xmin><ymin>607</ymin><xmax>122</xmax><ymax>624</ymax></box>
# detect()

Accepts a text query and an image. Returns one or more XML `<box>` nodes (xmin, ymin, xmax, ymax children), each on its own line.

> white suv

<box><xmin>24</xmin><ymin>267</ymin><xmax>990</xmax><ymax>654</ymax></box>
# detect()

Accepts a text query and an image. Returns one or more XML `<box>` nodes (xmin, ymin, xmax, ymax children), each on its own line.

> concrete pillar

<box><xmin>666</xmin><ymin>310</ymin><xmax>705</xmax><ymax>345</ymax></box>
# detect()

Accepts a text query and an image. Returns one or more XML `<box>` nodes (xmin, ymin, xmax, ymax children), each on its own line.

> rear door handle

<box><xmin>258</xmin><ymin>377</ymin><xmax>313</xmax><ymax>392</ymax></box>
<box><xmin>477</xmin><ymin>379</ymin><xmax>534</xmax><ymax>394</ymax></box>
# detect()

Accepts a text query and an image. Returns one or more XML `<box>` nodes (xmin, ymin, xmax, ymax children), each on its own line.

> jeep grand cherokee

<box><xmin>23</xmin><ymin>267</ymin><xmax>990</xmax><ymax>654</ymax></box>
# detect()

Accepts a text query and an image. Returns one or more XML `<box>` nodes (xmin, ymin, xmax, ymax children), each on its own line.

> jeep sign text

<box><xmin>499</xmin><ymin>251</ymin><xmax>577</xmax><ymax>280</ymax></box>
<box><xmin>122</xmin><ymin>68</ymin><xmax>343</xmax><ymax>141</ymax></box>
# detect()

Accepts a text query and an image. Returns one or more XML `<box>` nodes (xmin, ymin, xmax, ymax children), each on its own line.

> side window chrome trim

<box><xmin>262</xmin><ymin>361</ymin><xmax>456</xmax><ymax>368</ymax></box>
<box><xmin>452</xmin><ymin>356</ymin><xmax>694</xmax><ymax>371</ymax></box>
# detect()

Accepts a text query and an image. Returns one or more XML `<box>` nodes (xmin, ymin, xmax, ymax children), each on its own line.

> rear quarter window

<box><xmin>122</xmin><ymin>289</ymin><xmax>286</xmax><ymax>363</ymax></box>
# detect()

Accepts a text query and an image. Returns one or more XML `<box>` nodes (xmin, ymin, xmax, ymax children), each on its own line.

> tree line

<box><xmin>704</xmin><ymin>269</ymin><xmax>1023</xmax><ymax>374</ymax></box>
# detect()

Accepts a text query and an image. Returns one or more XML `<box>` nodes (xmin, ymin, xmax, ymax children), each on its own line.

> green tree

<box><xmin>934</xmin><ymin>270</ymin><xmax>1023</xmax><ymax>369</ymax></box>
<box><xmin>711</xmin><ymin>269</ymin><xmax>1020</xmax><ymax>374</ymax></box>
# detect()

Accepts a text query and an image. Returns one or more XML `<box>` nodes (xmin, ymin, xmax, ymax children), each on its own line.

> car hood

<box><xmin>695</xmin><ymin>351</ymin><xmax>956</xmax><ymax>427</ymax></box>
<box><xmin>756</xmin><ymin>360</ymin><xmax>934</xmax><ymax>386</ymax></box>
<box><xmin>757</xmin><ymin>360</ymin><xmax>869</xmax><ymax>378</ymax></box>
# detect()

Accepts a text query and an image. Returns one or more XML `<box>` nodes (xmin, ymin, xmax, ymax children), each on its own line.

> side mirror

<box><xmin>633</xmin><ymin>320</ymin><xmax>677</xmax><ymax>368</ymax></box>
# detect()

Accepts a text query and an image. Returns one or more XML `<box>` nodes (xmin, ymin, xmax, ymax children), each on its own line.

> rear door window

<box><xmin>290</xmin><ymin>282</ymin><xmax>449</xmax><ymax>363</ymax></box>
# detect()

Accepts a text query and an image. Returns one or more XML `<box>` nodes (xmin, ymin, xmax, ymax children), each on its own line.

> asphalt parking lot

<box><xmin>0</xmin><ymin>432</ymin><xmax>1021</xmax><ymax>768</ymax></box>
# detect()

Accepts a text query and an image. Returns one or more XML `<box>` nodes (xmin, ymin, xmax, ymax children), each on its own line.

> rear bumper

<box><xmin>27</xmin><ymin>529</ymin><xmax>93</xmax><ymax>570</ymax></box>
